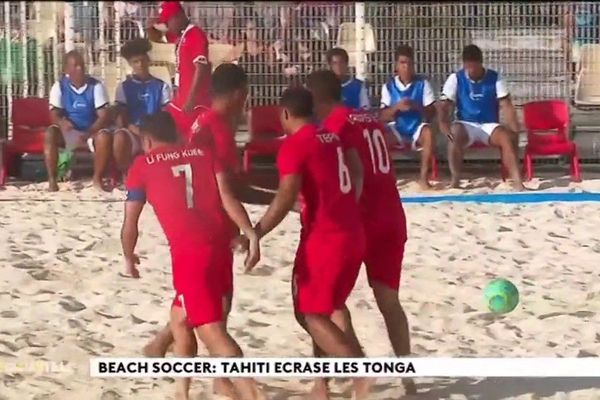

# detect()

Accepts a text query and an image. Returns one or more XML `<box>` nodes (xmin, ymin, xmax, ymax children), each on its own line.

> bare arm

<box><xmin>50</xmin><ymin>108</ymin><xmax>65</xmax><ymax>126</ymax></box>
<box><xmin>254</xmin><ymin>174</ymin><xmax>301</xmax><ymax>239</ymax></box>
<box><xmin>499</xmin><ymin>96</ymin><xmax>519</xmax><ymax>134</ymax></box>
<box><xmin>216</xmin><ymin>172</ymin><xmax>260</xmax><ymax>270</ymax></box>
<box><xmin>423</xmin><ymin>103</ymin><xmax>436</xmax><ymax>123</ymax></box>
<box><xmin>345</xmin><ymin>148</ymin><xmax>364</xmax><ymax>201</ymax></box>
<box><xmin>89</xmin><ymin>106</ymin><xmax>112</xmax><ymax>135</ymax></box>
<box><xmin>379</xmin><ymin>104</ymin><xmax>401</xmax><ymax>123</ymax></box>
<box><xmin>436</xmin><ymin>100</ymin><xmax>454</xmax><ymax>139</ymax></box>
<box><xmin>184</xmin><ymin>63</ymin><xmax>210</xmax><ymax>111</ymax></box>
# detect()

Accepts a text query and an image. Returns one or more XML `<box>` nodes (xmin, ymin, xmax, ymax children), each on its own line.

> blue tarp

<box><xmin>401</xmin><ymin>192</ymin><xmax>600</xmax><ymax>204</ymax></box>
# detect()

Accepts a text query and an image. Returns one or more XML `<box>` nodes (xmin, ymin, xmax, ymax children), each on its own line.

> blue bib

<box><xmin>341</xmin><ymin>78</ymin><xmax>365</xmax><ymax>110</ymax></box>
<box><xmin>455</xmin><ymin>68</ymin><xmax>499</xmax><ymax>124</ymax></box>
<box><xmin>385</xmin><ymin>76</ymin><xmax>425</xmax><ymax>138</ymax></box>
<box><xmin>121</xmin><ymin>76</ymin><xmax>166</xmax><ymax>126</ymax></box>
<box><xmin>60</xmin><ymin>75</ymin><xmax>100</xmax><ymax>131</ymax></box>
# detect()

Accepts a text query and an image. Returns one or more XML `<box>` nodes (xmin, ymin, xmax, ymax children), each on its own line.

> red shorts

<box><xmin>170</xmin><ymin>243</ymin><xmax>231</xmax><ymax>327</ymax></box>
<box><xmin>165</xmin><ymin>103</ymin><xmax>205</xmax><ymax>141</ymax></box>
<box><xmin>293</xmin><ymin>229</ymin><xmax>366</xmax><ymax>315</ymax></box>
<box><xmin>364</xmin><ymin>217</ymin><xmax>407</xmax><ymax>291</ymax></box>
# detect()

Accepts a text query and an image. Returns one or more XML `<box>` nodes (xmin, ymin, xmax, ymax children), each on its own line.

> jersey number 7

<box><xmin>171</xmin><ymin>164</ymin><xmax>194</xmax><ymax>209</ymax></box>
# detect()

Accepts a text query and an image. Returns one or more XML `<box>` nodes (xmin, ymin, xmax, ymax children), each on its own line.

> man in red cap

<box><xmin>156</xmin><ymin>1</ymin><xmax>211</xmax><ymax>140</ymax></box>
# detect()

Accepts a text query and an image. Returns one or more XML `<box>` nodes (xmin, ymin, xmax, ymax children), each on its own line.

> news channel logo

<box><xmin>0</xmin><ymin>360</ymin><xmax>77</xmax><ymax>375</ymax></box>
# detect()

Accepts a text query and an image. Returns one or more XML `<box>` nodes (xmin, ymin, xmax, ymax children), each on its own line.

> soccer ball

<box><xmin>484</xmin><ymin>278</ymin><xmax>519</xmax><ymax>314</ymax></box>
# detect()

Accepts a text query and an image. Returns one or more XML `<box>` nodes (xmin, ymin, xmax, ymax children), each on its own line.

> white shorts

<box><xmin>388</xmin><ymin>122</ymin><xmax>429</xmax><ymax>151</ymax></box>
<box><xmin>454</xmin><ymin>121</ymin><xmax>501</xmax><ymax>147</ymax></box>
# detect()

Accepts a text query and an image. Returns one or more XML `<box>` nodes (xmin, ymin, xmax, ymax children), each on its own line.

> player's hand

<box><xmin>231</xmin><ymin>234</ymin><xmax>250</xmax><ymax>253</ymax></box>
<box><xmin>243</xmin><ymin>233</ymin><xmax>260</xmax><ymax>273</ymax></box>
<box><xmin>395</xmin><ymin>99</ymin><xmax>413</xmax><ymax>112</ymax></box>
<box><xmin>182</xmin><ymin>98</ymin><xmax>196</xmax><ymax>113</ymax></box>
<box><xmin>124</xmin><ymin>254</ymin><xmax>141</xmax><ymax>278</ymax></box>
<box><xmin>128</xmin><ymin>124</ymin><xmax>140</xmax><ymax>136</ymax></box>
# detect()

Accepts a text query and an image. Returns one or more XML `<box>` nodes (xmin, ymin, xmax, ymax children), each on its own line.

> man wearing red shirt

<box><xmin>307</xmin><ymin>70</ymin><xmax>417</xmax><ymax>396</ymax></box>
<box><xmin>121</xmin><ymin>111</ymin><xmax>263</xmax><ymax>400</ymax></box>
<box><xmin>142</xmin><ymin>64</ymin><xmax>247</xmax><ymax>400</ymax></box>
<box><xmin>251</xmin><ymin>87</ymin><xmax>371</xmax><ymax>399</ymax></box>
<box><xmin>158</xmin><ymin>1</ymin><xmax>211</xmax><ymax>139</ymax></box>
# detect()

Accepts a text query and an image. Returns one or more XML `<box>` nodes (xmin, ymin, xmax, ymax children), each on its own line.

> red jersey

<box><xmin>125</xmin><ymin>144</ymin><xmax>227</xmax><ymax>248</ymax></box>
<box><xmin>322</xmin><ymin>106</ymin><xmax>404</xmax><ymax>228</ymax></box>
<box><xmin>277</xmin><ymin>123</ymin><xmax>362</xmax><ymax>236</ymax></box>
<box><xmin>190</xmin><ymin>108</ymin><xmax>241</xmax><ymax>175</ymax></box>
<box><xmin>173</xmin><ymin>24</ymin><xmax>210</xmax><ymax>109</ymax></box>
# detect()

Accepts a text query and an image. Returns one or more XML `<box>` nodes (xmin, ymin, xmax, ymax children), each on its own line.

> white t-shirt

<box><xmin>441</xmin><ymin>71</ymin><xmax>509</xmax><ymax>102</ymax></box>
<box><xmin>380</xmin><ymin>76</ymin><xmax>436</xmax><ymax>109</ymax></box>
<box><xmin>49</xmin><ymin>79</ymin><xmax>109</xmax><ymax>109</ymax></box>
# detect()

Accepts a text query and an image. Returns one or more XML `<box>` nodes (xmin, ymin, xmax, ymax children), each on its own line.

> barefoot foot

<box><xmin>142</xmin><ymin>337</ymin><xmax>169</xmax><ymax>358</ymax></box>
<box><xmin>402</xmin><ymin>377</ymin><xmax>417</xmax><ymax>395</ymax></box>
<box><xmin>308</xmin><ymin>379</ymin><xmax>330</xmax><ymax>400</ymax></box>
<box><xmin>48</xmin><ymin>180</ymin><xmax>59</xmax><ymax>192</ymax></box>
<box><xmin>213</xmin><ymin>378</ymin><xmax>239</xmax><ymax>400</ymax></box>
<box><xmin>417</xmin><ymin>178</ymin><xmax>433</xmax><ymax>191</ymax></box>
<box><xmin>352</xmin><ymin>377</ymin><xmax>374</xmax><ymax>400</ymax></box>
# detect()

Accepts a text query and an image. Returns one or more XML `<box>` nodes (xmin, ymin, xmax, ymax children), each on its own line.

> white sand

<box><xmin>1</xmin><ymin>175</ymin><xmax>600</xmax><ymax>399</ymax></box>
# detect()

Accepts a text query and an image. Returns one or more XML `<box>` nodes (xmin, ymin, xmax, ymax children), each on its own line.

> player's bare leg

<box><xmin>294</xmin><ymin>312</ymin><xmax>330</xmax><ymax>400</ymax></box>
<box><xmin>303</xmin><ymin>314</ymin><xmax>371</xmax><ymax>399</ymax></box>
<box><xmin>44</xmin><ymin>126</ymin><xmax>64</xmax><ymax>192</ymax></box>
<box><xmin>92</xmin><ymin>131</ymin><xmax>113</xmax><ymax>191</ymax></box>
<box><xmin>194</xmin><ymin>321</ymin><xmax>264</xmax><ymax>400</ymax></box>
<box><xmin>143</xmin><ymin>324</ymin><xmax>173</xmax><ymax>357</ymax></box>
<box><xmin>171</xmin><ymin>307</ymin><xmax>198</xmax><ymax>400</ymax></box>
<box><xmin>113</xmin><ymin>130</ymin><xmax>133</xmax><ymax>177</ymax></box>
<box><xmin>490</xmin><ymin>127</ymin><xmax>525</xmax><ymax>191</ymax></box>
<box><xmin>371</xmin><ymin>282</ymin><xmax>416</xmax><ymax>395</ymax></box>
<box><xmin>416</xmin><ymin>126</ymin><xmax>435</xmax><ymax>190</ymax></box>
<box><xmin>447</xmin><ymin>123</ymin><xmax>469</xmax><ymax>188</ymax></box>
<box><xmin>213</xmin><ymin>292</ymin><xmax>239</xmax><ymax>399</ymax></box>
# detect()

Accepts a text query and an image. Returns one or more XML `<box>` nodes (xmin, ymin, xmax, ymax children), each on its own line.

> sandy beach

<box><xmin>1</xmin><ymin>173</ymin><xmax>600</xmax><ymax>400</ymax></box>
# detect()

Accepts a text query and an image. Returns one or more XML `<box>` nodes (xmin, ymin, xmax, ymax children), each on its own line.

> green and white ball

<box><xmin>484</xmin><ymin>278</ymin><xmax>519</xmax><ymax>314</ymax></box>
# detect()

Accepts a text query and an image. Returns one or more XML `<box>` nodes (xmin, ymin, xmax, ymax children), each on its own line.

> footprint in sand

<box><xmin>0</xmin><ymin>310</ymin><xmax>18</xmax><ymax>318</ymax></box>
<box><xmin>100</xmin><ymin>390</ymin><xmax>122</xmax><ymax>400</ymax></box>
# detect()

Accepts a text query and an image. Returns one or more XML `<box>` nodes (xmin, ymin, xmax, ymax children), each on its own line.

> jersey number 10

<box><xmin>363</xmin><ymin>128</ymin><xmax>390</xmax><ymax>174</ymax></box>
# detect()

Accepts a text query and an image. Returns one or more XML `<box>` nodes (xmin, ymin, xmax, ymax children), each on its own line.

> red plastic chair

<box><xmin>243</xmin><ymin>105</ymin><xmax>285</xmax><ymax>172</ymax></box>
<box><xmin>522</xmin><ymin>100</ymin><xmax>580</xmax><ymax>182</ymax></box>
<box><xmin>2</xmin><ymin>97</ymin><xmax>51</xmax><ymax>185</ymax></box>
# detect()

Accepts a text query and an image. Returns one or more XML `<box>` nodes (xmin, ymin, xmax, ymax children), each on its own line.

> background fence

<box><xmin>1</xmin><ymin>1</ymin><xmax>597</xmax><ymax>139</ymax></box>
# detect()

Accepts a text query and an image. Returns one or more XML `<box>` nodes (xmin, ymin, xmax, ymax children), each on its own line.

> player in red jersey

<box><xmin>307</xmin><ymin>70</ymin><xmax>416</xmax><ymax>396</ymax></box>
<box><xmin>157</xmin><ymin>1</ymin><xmax>211</xmax><ymax>139</ymax></box>
<box><xmin>121</xmin><ymin>112</ymin><xmax>264</xmax><ymax>400</ymax></box>
<box><xmin>251</xmin><ymin>87</ymin><xmax>371</xmax><ymax>399</ymax></box>
<box><xmin>142</xmin><ymin>63</ymin><xmax>248</xmax><ymax>400</ymax></box>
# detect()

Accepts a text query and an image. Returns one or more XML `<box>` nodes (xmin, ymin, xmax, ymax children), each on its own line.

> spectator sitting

<box><xmin>327</xmin><ymin>47</ymin><xmax>369</xmax><ymax>110</ymax></box>
<box><xmin>379</xmin><ymin>44</ymin><xmax>436</xmax><ymax>190</ymax></box>
<box><xmin>45</xmin><ymin>50</ymin><xmax>113</xmax><ymax>192</ymax></box>
<box><xmin>114</xmin><ymin>38</ymin><xmax>172</xmax><ymax>175</ymax></box>
<box><xmin>437</xmin><ymin>44</ymin><xmax>523</xmax><ymax>190</ymax></box>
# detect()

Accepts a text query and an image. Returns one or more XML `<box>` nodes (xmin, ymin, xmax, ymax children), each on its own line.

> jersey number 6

<box><xmin>337</xmin><ymin>147</ymin><xmax>352</xmax><ymax>194</ymax></box>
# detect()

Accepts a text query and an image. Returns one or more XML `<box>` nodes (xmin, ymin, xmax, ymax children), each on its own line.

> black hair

<box><xmin>211</xmin><ymin>63</ymin><xmax>248</xmax><ymax>97</ymax></box>
<box><xmin>64</xmin><ymin>50</ymin><xmax>84</xmax><ymax>66</ymax></box>
<box><xmin>139</xmin><ymin>111</ymin><xmax>178</xmax><ymax>143</ymax></box>
<box><xmin>120</xmin><ymin>38</ymin><xmax>152</xmax><ymax>60</ymax></box>
<box><xmin>462</xmin><ymin>44</ymin><xmax>483</xmax><ymax>63</ymax></box>
<box><xmin>394</xmin><ymin>44</ymin><xmax>414</xmax><ymax>61</ymax></box>
<box><xmin>326</xmin><ymin>47</ymin><xmax>349</xmax><ymax>64</ymax></box>
<box><xmin>280</xmin><ymin>87</ymin><xmax>313</xmax><ymax>118</ymax></box>
<box><xmin>306</xmin><ymin>70</ymin><xmax>342</xmax><ymax>102</ymax></box>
